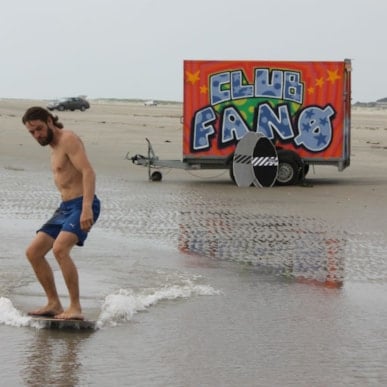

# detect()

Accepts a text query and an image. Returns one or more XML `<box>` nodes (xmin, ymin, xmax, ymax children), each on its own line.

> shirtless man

<box><xmin>22</xmin><ymin>107</ymin><xmax>101</xmax><ymax>320</ymax></box>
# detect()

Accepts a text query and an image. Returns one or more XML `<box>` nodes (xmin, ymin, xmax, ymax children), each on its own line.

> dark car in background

<box><xmin>47</xmin><ymin>97</ymin><xmax>90</xmax><ymax>112</ymax></box>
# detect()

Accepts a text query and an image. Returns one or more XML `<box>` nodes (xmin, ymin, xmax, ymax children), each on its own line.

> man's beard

<box><xmin>38</xmin><ymin>127</ymin><xmax>54</xmax><ymax>146</ymax></box>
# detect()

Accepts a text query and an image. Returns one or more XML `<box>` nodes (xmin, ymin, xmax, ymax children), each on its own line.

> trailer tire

<box><xmin>150</xmin><ymin>171</ymin><xmax>162</xmax><ymax>182</ymax></box>
<box><xmin>276</xmin><ymin>150</ymin><xmax>302</xmax><ymax>186</ymax></box>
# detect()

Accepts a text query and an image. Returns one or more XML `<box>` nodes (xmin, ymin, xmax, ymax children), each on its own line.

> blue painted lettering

<box><xmin>221</xmin><ymin>106</ymin><xmax>250</xmax><ymax>143</ymax></box>
<box><xmin>256</xmin><ymin>103</ymin><xmax>294</xmax><ymax>140</ymax></box>
<box><xmin>192</xmin><ymin>107</ymin><xmax>216</xmax><ymax>150</ymax></box>
<box><xmin>231</xmin><ymin>71</ymin><xmax>254</xmax><ymax>100</ymax></box>
<box><xmin>192</xmin><ymin>104</ymin><xmax>335</xmax><ymax>153</ymax></box>
<box><xmin>210</xmin><ymin>73</ymin><xmax>230</xmax><ymax>105</ymax></box>
<box><xmin>294</xmin><ymin>105</ymin><xmax>334</xmax><ymax>151</ymax></box>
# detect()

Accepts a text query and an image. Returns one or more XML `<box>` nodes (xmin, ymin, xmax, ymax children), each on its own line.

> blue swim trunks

<box><xmin>38</xmin><ymin>195</ymin><xmax>101</xmax><ymax>246</ymax></box>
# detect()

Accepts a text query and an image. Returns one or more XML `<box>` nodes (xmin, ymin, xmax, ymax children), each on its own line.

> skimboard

<box><xmin>30</xmin><ymin>316</ymin><xmax>97</xmax><ymax>330</ymax></box>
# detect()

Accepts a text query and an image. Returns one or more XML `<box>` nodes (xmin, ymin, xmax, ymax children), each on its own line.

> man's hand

<box><xmin>80</xmin><ymin>207</ymin><xmax>94</xmax><ymax>232</ymax></box>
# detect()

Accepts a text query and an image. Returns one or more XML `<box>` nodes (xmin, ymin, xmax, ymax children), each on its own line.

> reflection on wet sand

<box><xmin>178</xmin><ymin>211</ymin><xmax>345</xmax><ymax>287</ymax></box>
<box><xmin>22</xmin><ymin>329</ymin><xmax>93</xmax><ymax>386</ymax></box>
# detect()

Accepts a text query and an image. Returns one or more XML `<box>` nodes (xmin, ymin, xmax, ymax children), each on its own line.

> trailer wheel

<box><xmin>150</xmin><ymin>171</ymin><xmax>162</xmax><ymax>182</ymax></box>
<box><xmin>276</xmin><ymin>150</ymin><xmax>302</xmax><ymax>186</ymax></box>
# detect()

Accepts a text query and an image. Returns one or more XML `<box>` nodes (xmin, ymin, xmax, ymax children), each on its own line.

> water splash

<box><xmin>96</xmin><ymin>281</ymin><xmax>221</xmax><ymax>328</ymax></box>
<box><xmin>0</xmin><ymin>297</ymin><xmax>31</xmax><ymax>327</ymax></box>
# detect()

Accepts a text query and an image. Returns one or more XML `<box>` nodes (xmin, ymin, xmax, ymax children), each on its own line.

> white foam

<box><xmin>0</xmin><ymin>281</ymin><xmax>221</xmax><ymax>329</ymax></box>
<box><xmin>0</xmin><ymin>297</ymin><xmax>31</xmax><ymax>327</ymax></box>
<box><xmin>97</xmin><ymin>280</ymin><xmax>221</xmax><ymax>328</ymax></box>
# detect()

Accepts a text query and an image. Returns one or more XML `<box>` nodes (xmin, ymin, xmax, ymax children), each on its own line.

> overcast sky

<box><xmin>0</xmin><ymin>0</ymin><xmax>384</xmax><ymax>102</ymax></box>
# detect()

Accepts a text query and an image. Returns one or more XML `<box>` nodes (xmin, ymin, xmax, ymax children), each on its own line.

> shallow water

<box><xmin>1</xmin><ymin>167</ymin><xmax>387</xmax><ymax>386</ymax></box>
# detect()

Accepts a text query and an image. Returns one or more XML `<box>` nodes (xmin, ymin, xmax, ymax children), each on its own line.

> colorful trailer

<box><xmin>131</xmin><ymin>59</ymin><xmax>352</xmax><ymax>185</ymax></box>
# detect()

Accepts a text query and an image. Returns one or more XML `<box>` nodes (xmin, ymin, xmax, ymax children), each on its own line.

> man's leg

<box><xmin>26</xmin><ymin>232</ymin><xmax>64</xmax><ymax>316</ymax></box>
<box><xmin>52</xmin><ymin>231</ymin><xmax>84</xmax><ymax>320</ymax></box>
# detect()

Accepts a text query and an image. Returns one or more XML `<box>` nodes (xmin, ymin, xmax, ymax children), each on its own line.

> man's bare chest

<box><xmin>51</xmin><ymin>151</ymin><xmax>73</xmax><ymax>174</ymax></box>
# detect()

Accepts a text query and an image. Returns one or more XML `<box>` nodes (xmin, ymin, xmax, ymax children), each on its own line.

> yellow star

<box><xmin>315</xmin><ymin>77</ymin><xmax>324</xmax><ymax>87</ymax></box>
<box><xmin>186</xmin><ymin>70</ymin><xmax>200</xmax><ymax>85</ymax></box>
<box><xmin>200</xmin><ymin>85</ymin><xmax>208</xmax><ymax>94</ymax></box>
<box><xmin>308</xmin><ymin>86</ymin><xmax>315</xmax><ymax>94</ymax></box>
<box><xmin>326</xmin><ymin>69</ymin><xmax>341</xmax><ymax>83</ymax></box>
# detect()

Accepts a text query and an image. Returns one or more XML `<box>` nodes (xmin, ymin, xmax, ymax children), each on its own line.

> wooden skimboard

<box><xmin>30</xmin><ymin>316</ymin><xmax>97</xmax><ymax>330</ymax></box>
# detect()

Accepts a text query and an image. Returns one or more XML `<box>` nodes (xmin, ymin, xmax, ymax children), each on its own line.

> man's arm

<box><xmin>65</xmin><ymin>132</ymin><xmax>96</xmax><ymax>231</ymax></box>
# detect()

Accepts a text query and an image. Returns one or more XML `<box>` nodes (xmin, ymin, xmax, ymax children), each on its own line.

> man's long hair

<box><xmin>22</xmin><ymin>106</ymin><xmax>63</xmax><ymax>129</ymax></box>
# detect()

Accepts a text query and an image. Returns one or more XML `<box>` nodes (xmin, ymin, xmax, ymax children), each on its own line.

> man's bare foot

<box><xmin>28</xmin><ymin>303</ymin><xmax>63</xmax><ymax>317</ymax></box>
<box><xmin>55</xmin><ymin>309</ymin><xmax>84</xmax><ymax>321</ymax></box>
